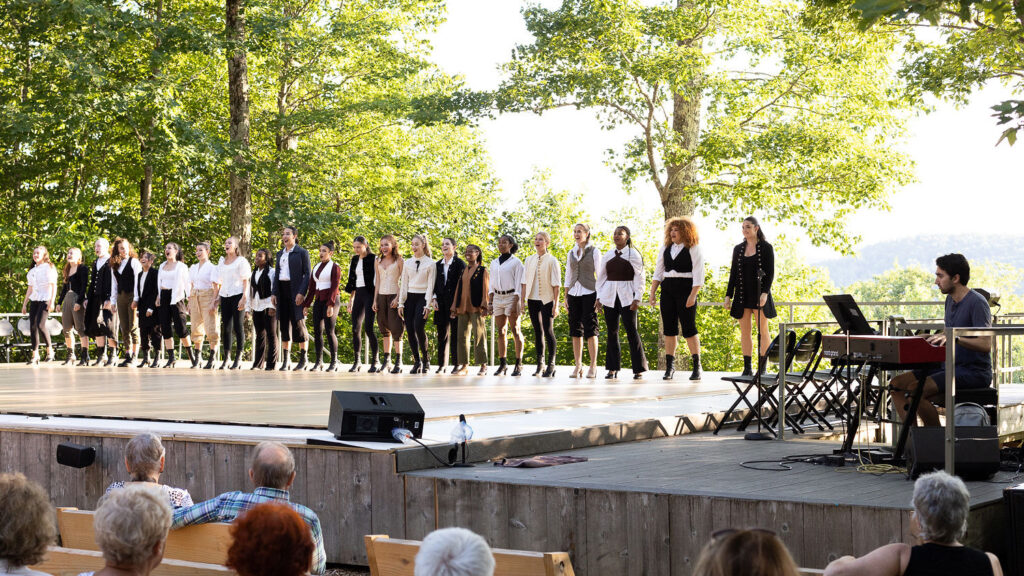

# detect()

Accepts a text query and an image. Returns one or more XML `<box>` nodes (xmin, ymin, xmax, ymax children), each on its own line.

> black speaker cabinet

<box><xmin>327</xmin><ymin>391</ymin><xmax>424</xmax><ymax>442</ymax></box>
<box><xmin>907</xmin><ymin>426</ymin><xmax>1000</xmax><ymax>480</ymax></box>
<box><xmin>56</xmin><ymin>442</ymin><xmax>96</xmax><ymax>468</ymax></box>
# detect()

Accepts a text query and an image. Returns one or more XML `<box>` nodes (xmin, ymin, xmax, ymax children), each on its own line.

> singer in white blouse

<box><xmin>487</xmin><ymin>235</ymin><xmax>525</xmax><ymax>376</ymax></box>
<box><xmin>22</xmin><ymin>245</ymin><xmax>58</xmax><ymax>364</ymax></box>
<box><xmin>216</xmin><ymin>237</ymin><xmax>251</xmax><ymax>370</ymax></box>
<box><xmin>155</xmin><ymin>243</ymin><xmax>194</xmax><ymax>368</ymax></box>
<box><xmin>398</xmin><ymin>235</ymin><xmax>436</xmax><ymax>374</ymax></box>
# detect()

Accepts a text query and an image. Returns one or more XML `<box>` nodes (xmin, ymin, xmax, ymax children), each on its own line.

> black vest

<box><xmin>112</xmin><ymin>258</ymin><xmax>136</xmax><ymax>295</ymax></box>
<box><xmin>663</xmin><ymin>245</ymin><xmax>692</xmax><ymax>274</ymax></box>
<box><xmin>467</xmin><ymin>265</ymin><xmax>486</xmax><ymax>308</ymax></box>
<box><xmin>251</xmin><ymin>267</ymin><xmax>273</xmax><ymax>299</ymax></box>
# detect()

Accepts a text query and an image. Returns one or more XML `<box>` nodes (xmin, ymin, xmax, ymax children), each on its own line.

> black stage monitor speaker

<box><xmin>56</xmin><ymin>442</ymin><xmax>96</xmax><ymax>468</ymax></box>
<box><xmin>1005</xmin><ymin>483</ymin><xmax>1024</xmax><ymax>576</ymax></box>
<box><xmin>907</xmin><ymin>426</ymin><xmax>1000</xmax><ymax>480</ymax></box>
<box><xmin>327</xmin><ymin>391</ymin><xmax>424</xmax><ymax>442</ymax></box>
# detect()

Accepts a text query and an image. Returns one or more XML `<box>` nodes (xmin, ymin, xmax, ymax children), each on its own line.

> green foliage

<box><xmin>499</xmin><ymin>0</ymin><xmax>915</xmax><ymax>253</ymax></box>
<box><xmin>832</xmin><ymin>0</ymin><xmax>1024</xmax><ymax>145</ymax></box>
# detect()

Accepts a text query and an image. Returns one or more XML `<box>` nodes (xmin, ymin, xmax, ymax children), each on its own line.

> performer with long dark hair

<box><xmin>83</xmin><ymin>237</ymin><xmax>117</xmax><ymax>366</ymax></box>
<box><xmin>22</xmin><ymin>245</ymin><xmax>57</xmax><ymax>365</ymax></box>
<box><xmin>189</xmin><ymin>241</ymin><xmax>220</xmax><ymax>369</ymax></box>
<box><xmin>724</xmin><ymin>217</ymin><xmax>776</xmax><ymax>376</ymax></box>
<box><xmin>563</xmin><ymin>223</ymin><xmax>601</xmax><ymax>379</ymax></box>
<box><xmin>133</xmin><ymin>251</ymin><xmax>162</xmax><ymax>368</ymax></box>
<box><xmin>155</xmin><ymin>242</ymin><xmax>194</xmax><ymax>368</ymax></box>
<box><xmin>596</xmin><ymin>227</ymin><xmax>648</xmax><ymax>380</ymax></box>
<box><xmin>488</xmin><ymin>234</ymin><xmax>524</xmax><ymax>376</ymax></box>
<box><xmin>451</xmin><ymin>244</ymin><xmax>489</xmax><ymax>376</ymax></box>
<box><xmin>398</xmin><ymin>234</ymin><xmax>435</xmax><ymax>374</ymax></box>
<box><xmin>217</xmin><ymin>236</ymin><xmax>250</xmax><ymax>370</ymax></box>
<box><xmin>432</xmin><ymin>238</ymin><xmax>465</xmax><ymax>373</ymax></box>
<box><xmin>373</xmin><ymin>235</ymin><xmax>404</xmax><ymax>374</ymax></box>
<box><xmin>273</xmin><ymin>226</ymin><xmax>311</xmax><ymax>371</ymax></box>
<box><xmin>248</xmin><ymin>248</ymin><xmax>277</xmax><ymax>370</ymax></box>
<box><xmin>648</xmin><ymin>217</ymin><xmax>704</xmax><ymax>381</ymax></box>
<box><xmin>522</xmin><ymin>232</ymin><xmax>561</xmax><ymax>378</ymax></box>
<box><xmin>110</xmin><ymin>238</ymin><xmax>142</xmax><ymax>367</ymax></box>
<box><xmin>58</xmin><ymin>247</ymin><xmax>88</xmax><ymax>365</ymax></box>
<box><xmin>303</xmin><ymin>241</ymin><xmax>341</xmax><ymax>371</ymax></box>
<box><xmin>344</xmin><ymin>236</ymin><xmax>378</xmax><ymax>372</ymax></box>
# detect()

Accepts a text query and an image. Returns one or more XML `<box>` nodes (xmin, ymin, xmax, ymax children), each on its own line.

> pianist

<box><xmin>889</xmin><ymin>253</ymin><xmax>992</xmax><ymax>427</ymax></box>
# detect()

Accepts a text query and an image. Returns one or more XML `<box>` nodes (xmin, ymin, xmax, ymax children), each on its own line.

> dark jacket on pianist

<box><xmin>433</xmin><ymin>256</ymin><xmax>466</xmax><ymax>313</ymax></box>
<box><xmin>343</xmin><ymin>253</ymin><xmax>376</xmax><ymax>294</ymax></box>
<box><xmin>136</xmin><ymin>268</ymin><xmax>161</xmax><ymax>329</ymax></box>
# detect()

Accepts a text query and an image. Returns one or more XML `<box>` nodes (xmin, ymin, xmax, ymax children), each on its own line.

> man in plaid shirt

<box><xmin>172</xmin><ymin>441</ymin><xmax>327</xmax><ymax>574</ymax></box>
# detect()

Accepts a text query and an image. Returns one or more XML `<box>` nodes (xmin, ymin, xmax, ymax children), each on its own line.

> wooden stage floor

<box><xmin>0</xmin><ymin>364</ymin><xmax>734</xmax><ymax>429</ymax></box>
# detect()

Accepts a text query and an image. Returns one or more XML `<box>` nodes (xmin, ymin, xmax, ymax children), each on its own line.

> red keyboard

<box><xmin>822</xmin><ymin>335</ymin><xmax>945</xmax><ymax>367</ymax></box>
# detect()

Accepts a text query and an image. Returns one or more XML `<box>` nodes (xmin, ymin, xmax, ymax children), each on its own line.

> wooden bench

<box><xmin>31</xmin><ymin>546</ymin><xmax>233</xmax><ymax>575</ymax></box>
<box><xmin>57</xmin><ymin>507</ymin><xmax>233</xmax><ymax>565</ymax></box>
<box><xmin>365</xmin><ymin>534</ymin><xmax>575</xmax><ymax>576</ymax></box>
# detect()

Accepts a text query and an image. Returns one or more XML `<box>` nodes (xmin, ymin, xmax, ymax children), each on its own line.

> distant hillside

<box><xmin>815</xmin><ymin>234</ymin><xmax>1024</xmax><ymax>291</ymax></box>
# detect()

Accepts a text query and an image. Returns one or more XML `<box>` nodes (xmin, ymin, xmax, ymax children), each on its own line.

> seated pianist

<box><xmin>889</xmin><ymin>253</ymin><xmax>992</xmax><ymax>427</ymax></box>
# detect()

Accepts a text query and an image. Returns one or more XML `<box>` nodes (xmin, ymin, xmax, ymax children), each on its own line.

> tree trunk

<box><xmin>139</xmin><ymin>0</ymin><xmax>164</xmax><ymax>224</ymax></box>
<box><xmin>226</xmin><ymin>0</ymin><xmax>252</xmax><ymax>256</ymax></box>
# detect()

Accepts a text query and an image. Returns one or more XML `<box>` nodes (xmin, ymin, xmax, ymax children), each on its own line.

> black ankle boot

<box><xmin>293</xmin><ymin>353</ymin><xmax>307</xmax><ymax>371</ymax></box>
<box><xmin>742</xmin><ymin>355</ymin><xmax>752</xmax><ymax>377</ymax></box>
<box><xmin>187</xmin><ymin>346</ymin><xmax>198</xmax><ymax>368</ymax></box>
<box><xmin>377</xmin><ymin>353</ymin><xmax>390</xmax><ymax>374</ymax></box>
<box><xmin>78</xmin><ymin>349</ymin><xmax>91</xmax><ymax>366</ymax></box>
<box><xmin>219</xmin><ymin>352</ymin><xmax>229</xmax><ymax>369</ymax></box>
<box><xmin>92</xmin><ymin>346</ymin><xmax>105</xmax><ymax>366</ymax></box>
<box><xmin>543</xmin><ymin>364</ymin><xmax>556</xmax><ymax>378</ymax></box>
<box><xmin>279</xmin><ymin>354</ymin><xmax>291</xmax><ymax>371</ymax></box>
<box><xmin>137</xmin><ymin>351</ymin><xmax>150</xmax><ymax>368</ymax></box>
<box><xmin>118</xmin><ymin>352</ymin><xmax>133</xmax><ymax>367</ymax></box>
<box><xmin>349</xmin><ymin>362</ymin><xmax>361</xmax><ymax>372</ymax></box>
<box><xmin>511</xmin><ymin>358</ymin><xmax>523</xmax><ymax>377</ymax></box>
<box><xmin>230</xmin><ymin>351</ymin><xmax>241</xmax><ymax>370</ymax></box>
<box><xmin>203</xmin><ymin>349</ymin><xmax>215</xmax><ymax>369</ymax></box>
<box><xmin>411</xmin><ymin>359</ymin><xmax>422</xmax><ymax>374</ymax></box>
<box><xmin>689</xmin><ymin>354</ymin><xmax>702</xmax><ymax>381</ymax></box>
<box><xmin>493</xmin><ymin>358</ymin><xmax>508</xmax><ymax>376</ymax></box>
<box><xmin>163</xmin><ymin>349</ymin><xmax>176</xmax><ymax>368</ymax></box>
<box><xmin>421</xmin><ymin>358</ymin><xmax>430</xmax><ymax>374</ymax></box>
<box><xmin>103</xmin><ymin>348</ymin><xmax>115</xmax><ymax>366</ymax></box>
<box><xmin>663</xmin><ymin>355</ymin><xmax>675</xmax><ymax>380</ymax></box>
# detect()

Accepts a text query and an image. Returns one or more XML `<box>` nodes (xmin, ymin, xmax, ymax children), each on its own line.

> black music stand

<box><xmin>823</xmin><ymin>294</ymin><xmax>875</xmax><ymax>336</ymax></box>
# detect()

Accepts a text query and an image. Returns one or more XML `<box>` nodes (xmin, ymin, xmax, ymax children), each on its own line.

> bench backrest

<box><xmin>57</xmin><ymin>507</ymin><xmax>233</xmax><ymax>565</ymax></box>
<box><xmin>31</xmin><ymin>546</ymin><xmax>233</xmax><ymax>576</ymax></box>
<box><xmin>365</xmin><ymin>534</ymin><xmax>575</xmax><ymax>576</ymax></box>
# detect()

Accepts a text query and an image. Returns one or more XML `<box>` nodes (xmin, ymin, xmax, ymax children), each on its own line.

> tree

<box><xmin>833</xmin><ymin>0</ymin><xmax>1024</xmax><ymax>145</ymax></box>
<box><xmin>498</xmin><ymin>0</ymin><xmax>914</xmax><ymax>253</ymax></box>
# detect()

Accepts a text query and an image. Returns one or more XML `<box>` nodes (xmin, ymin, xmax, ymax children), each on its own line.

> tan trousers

<box><xmin>457</xmin><ymin>312</ymin><xmax>488</xmax><ymax>365</ymax></box>
<box><xmin>189</xmin><ymin>288</ymin><xmax>219</xmax><ymax>348</ymax></box>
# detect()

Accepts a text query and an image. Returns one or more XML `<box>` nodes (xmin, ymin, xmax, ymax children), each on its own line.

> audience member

<box><xmin>172</xmin><ymin>441</ymin><xmax>326</xmax><ymax>574</ymax></box>
<box><xmin>824</xmin><ymin>470</ymin><xmax>1002</xmax><ymax>576</ymax></box>
<box><xmin>414</xmin><ymin>527</ymin><xmax>495</xmax><ymax>576</ymax></box>
<box><xmin>0</xmin><ymin>473</ymin><xmax>56</xmax><ymax>576</ymax></box>
<box><xmin>105</xmin><ymin>432</ymin><xmax>193</xmax><ymax>508</ymax></box>
<box><xmin>692</xmin><ymin>528</ymin><xmax>800</xmax><ymax>576</ymax></box>
<box><xmin>80</xmin><ymin>485</ymin><xmax>171</xmax><ymax>576</ymax></box>
<box><xmin>227</xmin><ymin>502</ymin><xmax>314</xmax><ymax>576</ymax></box>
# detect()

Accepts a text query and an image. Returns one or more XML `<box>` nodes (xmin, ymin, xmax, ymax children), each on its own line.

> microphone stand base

<box><xmin>744</xmin><ymin>432</ymin><xmax>773</xmax><ymax>441</ymax></box>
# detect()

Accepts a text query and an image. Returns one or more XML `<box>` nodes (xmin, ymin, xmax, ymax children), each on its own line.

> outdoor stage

<box><xmin>0</xmin><ymin>364</ymin><xmax>1020</xmax><ymax>574</ymax></box>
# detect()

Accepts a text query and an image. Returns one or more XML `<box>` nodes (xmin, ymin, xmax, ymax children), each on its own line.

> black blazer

<box><xmin>136</xmin><ymin>269</ymin><xmax>161</xmax><ymax>328</ymax></box>
<box><xmin>251</xmin><ymin>266</ymin><xmax>276</xmax><ymax>300</ymax></box>
<box><xmin>433</xmin><ymin>256</ymin><xmax>465</xmax><ymax>311</ymax></box>
<box><xmin>725</xmin><ymin>240</ymin><xmax>776</xmax><ymax>320</ymax></box>
<box><xmin>272</xmin><ymin>245</ymin><xmax>311</xmax><ymax>299</ymax></box>
<box><xmin>58</xmin><ymin>265</ymin><xmax>89</xmax><ymax>306</ymax></box>
<box><xmin>344</xmin><ymin>254</ymin><xmax>376</xmax><ymax>294</ymax></box>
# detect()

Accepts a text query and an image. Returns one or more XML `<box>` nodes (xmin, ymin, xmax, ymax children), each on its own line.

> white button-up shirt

<box><xmin>189</xmin><ymin>261</ymin><xmax>219</xmax><ymax>291</ymax></box>
<box><xmin>217</xmin><ymin>256</ymin><xmax>251</xmax><ymax>298</ymax></box>
<box><xmin>278</xmin><ymin>245</ymin><xmax>295</xmax><ymax>281</ymax></box>
<box><xmin>158</xmin><ymin>261</ymin><xmax>190</xmax><ymax>305</ymax></box>
<box><xmin>488</xmin><ymin>256</ymin><xmax>524</xmax><ymax>296</ymax></box>
<box><xmin>27</xmin><ymin>264</ymin><xmax>58</xmax><ymax>302</ymax></box>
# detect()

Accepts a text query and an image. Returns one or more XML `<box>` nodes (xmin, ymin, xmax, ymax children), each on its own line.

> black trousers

<box><xmin>604</xmin><ymin>298</ymin><xmax>648</xmax><ymax>373</ymax></box>
<box><xmin>351</xmin><ymin>287</ymin><xmax>378</xmax><ymax>362</ymax></box>
<box><xmin>28</xmin><ymin>301</ymin><xmax>51</xmax><ymax>349</ymax></box>
<box><xmin>567</xmin><ymin>293</ymin><xmax>598</xmax><ymax>338</ymax></box>
<box><xmin>311</xmin><ymin>300</ymin><xmax>337</xmax><ymax>362</ymax></box>
<box><xmin>277</xmin><ymin>281</ymin><xmax>308</xmax><ymax>343</ymax></box>
<box><xmin>528</xmin><ymin>299</ymin><xmax>556</xmax><ymax>366</ymax></box>
<box><xmin>220</xmin><ymin>294</ymin><xmax>244</xmax><ymax>359</ymax></box>
<box><xmin>434</xmin><ymin>303</ymin><xmax>458</xmax><ymax>367</ymax></box>
<box><xmin>158</xmin><ymin>290</ymin><xmax>188</xmax><ymax>339</ymax></box>
<box><xmin>403</xmin><ymin>293</ymin><xmax>429</xmax><ymax>362</ymax></box>
<box><xmin>138</xmin><ymin>315</ymin><xmax>161</xmax><ymax>354</ymax></box>
<box><xmin>252</xmin><ymin>309</ymin><xmax>278</xmax><ymax>368</ymax></box>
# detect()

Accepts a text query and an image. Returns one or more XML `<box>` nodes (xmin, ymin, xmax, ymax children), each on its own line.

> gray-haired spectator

<box><xmin>79</xmin><ymin>485</ymin><xmax>171</xmax><ymax>576</ymax></box>
<box><xmin>0</xmin><ymin>473</ymin><xmax>56</xmax><ymax>576</ymax></box>
<box><xmin>414</xmin><ymin>527</ymin><xmax>495</xmax><ymax>576</ymax></box>
<box><xmin>105</xmin><ymin>433</ymin><xmax>193</xmax><ymax>508</ymax></box>
<box><xmin>172</xmin><ymin>441</ymin><xmax>326</xmax><ymax>574</ymax></box>
<box><xmin>824</xmin><ymin>470</ymin><xmax>1002</xmax><ymax>576</ymax></box>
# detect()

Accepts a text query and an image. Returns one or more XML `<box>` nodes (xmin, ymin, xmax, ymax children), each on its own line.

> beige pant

<box><xmin>189</xmin><ymin>288</ymin><xmax>219</xmax><ymax>348</ymax></box>
<box><xmin>457</xmin><ymin>312</ymin><xmax>488</xmax><ymax>365</ymax></box>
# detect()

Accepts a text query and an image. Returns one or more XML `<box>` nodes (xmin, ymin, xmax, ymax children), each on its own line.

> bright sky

<box><xmin>429</xmin><ymin>0</ymin><xmax>1023</xmax><ymax>265</ymax></box>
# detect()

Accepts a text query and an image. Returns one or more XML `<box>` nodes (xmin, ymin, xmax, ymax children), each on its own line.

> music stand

<box><xmin>823</xmin><ymin>294</ymin><xmax>875</xmax><ymax>336</ymax></box>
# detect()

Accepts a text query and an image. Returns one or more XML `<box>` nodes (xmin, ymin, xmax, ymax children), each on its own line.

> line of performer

<box><xmin>19</xmin><ymin>217</ymin><xmax>777</xmax><ymax>380</ymax></box>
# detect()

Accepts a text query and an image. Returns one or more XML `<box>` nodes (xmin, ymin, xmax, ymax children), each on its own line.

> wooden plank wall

<box><xmin>402</xmin><ymin>476</ymin><xmax>1005</xmax><ymax>576</ymax></box>
<box><xmin>0</xmin><ymin>430</ymin><xmax>381</xmax><ymax>566</ymax></box>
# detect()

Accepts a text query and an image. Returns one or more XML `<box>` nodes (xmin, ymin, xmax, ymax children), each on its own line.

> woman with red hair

<box><xmin>227</xmin><ymin>502</ymin><xmax>314</xmax><ymax>576</ymax></box>
<box><xmin>648</xmin><ymin>216</ymin><xmax>704</xmax><ymax>381</ymax></box>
